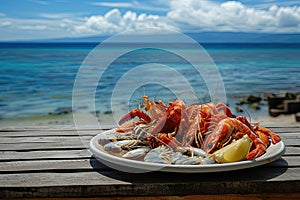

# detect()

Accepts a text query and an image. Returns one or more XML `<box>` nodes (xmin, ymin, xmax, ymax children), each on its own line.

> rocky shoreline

<box><xmin>234</xmin><ymin>92</ymin><xmax>300</xmax><ymax>122</ymax></box>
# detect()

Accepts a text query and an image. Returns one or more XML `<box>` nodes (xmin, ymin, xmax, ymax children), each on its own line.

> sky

<box><xmin>0</xmin><ymin>0</ymin><xmax>299</xmax><ymax>41</ymax></box>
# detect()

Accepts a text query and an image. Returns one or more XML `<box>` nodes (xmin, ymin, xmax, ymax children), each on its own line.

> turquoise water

<box><xmin>0</xmin><ymin>43</ymin><xmax>299</xmax><ymax>120</ymax></box>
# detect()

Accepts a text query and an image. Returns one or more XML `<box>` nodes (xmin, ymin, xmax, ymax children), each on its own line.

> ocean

<box><xmin>0</xmin><ymin>42</ymin><xmax>299</xmax><ymax>125</ymax></box>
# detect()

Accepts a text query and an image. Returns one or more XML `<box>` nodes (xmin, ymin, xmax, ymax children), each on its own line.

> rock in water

<box><xmin>247</xmin><ymin>95</ymin><xmax>262</xmax><ymax>103</ymax></box>
<box><xmin>49</xmin><ymin>107</ymin><xmax>72</xmax><ymax>115</ymax></box>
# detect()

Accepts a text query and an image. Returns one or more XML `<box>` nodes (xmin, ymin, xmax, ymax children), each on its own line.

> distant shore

<box><xmin>1</xmin><ymin>92</ymin><xmax>299</xmax><ymax>129</ymax></box>
<box><xmin>0</xmin><ymin>112</ymin><xmax>114</xmax><ymax>129</ymax></box>
<box><xmin>0</xmin><ymin>108</ymin><xmax>298</xmax><ymax>129</ymax></box>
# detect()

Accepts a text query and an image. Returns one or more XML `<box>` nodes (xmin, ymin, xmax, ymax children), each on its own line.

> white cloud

<box><xmin>0</xmin><ymin>1</ymin><xmax>300</xmax><ymax>41</ymax></box>
<box><xmin>167</xmin><ymin>0</ymin><xmax>300</xmax><ymax>33</ymax></box>
<box><xmin>0</xmin><ymin>16</ymin><xmax>82</xmax><ymax>40</ymax></box>
<box><xmin>28</xmin><ymin>0</ymin><xmax>49</xmax><ymax>5</ymax></box>
<box><xmin>252</xmin><ymin>0</ymin><xmax>300</xmax><ymax>9</ymax></box>
<box><xmin>39</xmin><ymin>13</ymin><xmax>75</xmax><ymax>19</ymax></box>
<box><xmin>91</xmin><ymin>2</ymin><xmax>133</xmax><ymax>8</ymax></box>
<box><xmin>275</xmin><ymin>6</ymin><xmax>300</xmax><ymax>27</ymax></box>
<box><xmin>91</xmin><ymin>1</ymin><xmax>168</xmax><ymax>12</ymax></box>
<box><xmin>20</xmin><ymin>25</ymin><xmax>47</xmax><ymax>30</ymax></box>
<box><xmin>0</xmin><ymin>21</ymin><xmax>12</xmax><ymax>27</ymax></box>
<box><xmin>74</xmin><ymin>9</ymin><xmax>177</xmax><ymax>36</ymax></box>
<box><xmin>105</xmin><ymin>9</ymin><xmax>122</xmax><ymax>25</ymax></box>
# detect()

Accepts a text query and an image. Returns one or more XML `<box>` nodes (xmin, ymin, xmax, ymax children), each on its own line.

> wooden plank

<box><xmin>0</xmin><ymin>133</ymin><xmax>298</xmax><ymax>151</ymax></box>
<box><xmin>266</xmin><ymin>156</ymin><xmax>300</xmax><ymax>167</ymax></box>
<box><xmin>0</xmin><ymin>143</ymin><xmax>86</xmax><ymax>151</ymax></box>
<box><xmin>0</xmin><ymin>140</ymin><xmax>297</xmax><ymax>152</ymax></box>
<box><xmin>0</xmin><ymin>158</ymin><xmax>107</xmax><ymax>173</ymax></box>
<box><xmin>265</xmin><ymin>124</ymin><xmax>300</xmax><ymax>129</ymax></box>
<box><xmin>0</xmin><ymin>125</ymin><xmax>298</xmax><ymax>137</ymax></box>
<box><xmin>1</xmin><ymin>166</ymin><xmax>298</xmax><ymax>186</ymax></box>
<box><xmin>0</xmin><ymin>129</ymin><xmax>298</xmax><ymax>139</ymax></box>
<box><xmin>0</xmin><ymin>134</ymin><xmax>300</xmax><ymax>145</ymax></box>
<box><xmin>0</xmin><ymin>125</ymin><xmax>298</xmax><ymax>199</ymax></box>
<box><xmin>0</xmin><ymin>171</ymin><xmax>129</xmax><ymax>187</ymax></box>
<box><xmin>279</xmin><ymin>132</ymin><xmax>300</xmax><ymax>137</ymax></box>
<box><xmin>0</xmin><ymin>136</ymin><xmax>93</xmax><ymax>144</ymax></box>
<box><xmin>0</xmin><ymin>130</ymin><xmax>104</xmax><ymax>137</ymax></box>
<box><xmin>2</xmin><ymin>123</ymin><xmax>286</xmax><ymax>131</ymax></box>
<box><xmin>0</xmin><ymin>137</ymin><xmax>91</xmax><ymax>151</ymax></box>
<box><xmin>0</xmin><ymin>123</ymin><xmax>117</xmax><ymax>131</ymax></box>
<box><xmin>0</xmin><ymin>123</ymin><xmax>297</xmax><ymax>131</ymax></box>
<box><xmin>2</xmin><ymin>129</ymin><xmax>296</xmax><ymax>137</ymax></box>
<box><xmin>0</xmin><ymin>145</ymin><xmax>296</xmax><ymax>162</ymax></box>
<box><xmin>285</xmin><ymin>146</ymin><xmax>300</xmax><ymax>155</ymax></box>
<box><xmin>267</xmin><ymin>128</ymin><xmax>300</xmax><ymax>133</ymax></box>
<box><xmin>281</xmin><ymin>138</ymin><xmax>300</xmax><ymax>146</ymax></box>
<box><xmin>0</xmin><ymin>156</ymin><xmax>298</xmax><ymax>173</ymax></box>
<box><xmin>0</xmin><ymin>149</ymin><xmax>91</xmax><ymax>161</ymax></box>
<box><xmin>0</xmin><ymin>168</ymin><xmax>300</xmax><ymax>198</ymax></box>
<box><xmin>4</xmin><ymin>193</ymin><xmax>300</xmax><ymax>200</ymax></box>
<box><xmin>0</xmin><ymin>132</ymin><xmax>297</xmax><ymax>143</ymax></box>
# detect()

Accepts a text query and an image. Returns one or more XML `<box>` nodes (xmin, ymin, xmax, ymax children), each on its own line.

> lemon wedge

<box><xmin>212</xmin><ymin>135</ymin><xmax>252</xmax><ymax>163</ymax></box>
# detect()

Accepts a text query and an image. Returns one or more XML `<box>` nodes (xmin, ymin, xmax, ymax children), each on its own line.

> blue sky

<box><xmin>0</xmin><ymin>0</ymin><xmax>299</xmax><ymax>41</ymax></box>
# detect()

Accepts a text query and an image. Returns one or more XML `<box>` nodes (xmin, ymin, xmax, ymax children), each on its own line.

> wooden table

<box><xmin>1</xmin><ymin>124</ymin><xmax>300</xmax><ymax>199</ymax></box>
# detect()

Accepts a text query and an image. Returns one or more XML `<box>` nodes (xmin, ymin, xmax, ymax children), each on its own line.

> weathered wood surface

<box><xmin>0</xmin><ymin>124</ymin><xmax>300</xmax><ymax>199</ymax></box>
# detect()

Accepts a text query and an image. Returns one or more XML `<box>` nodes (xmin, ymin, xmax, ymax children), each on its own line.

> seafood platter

<box><xmin>90</xmin><ymin>96</ymin><xmax>285</xmax><ymax>173</ymax></box>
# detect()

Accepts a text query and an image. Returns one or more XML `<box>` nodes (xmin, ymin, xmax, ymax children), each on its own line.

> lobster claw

<box><xmin>118</xmin><ymin>109</ymin><xmax>151</xmax><ymax>125</ymax></box>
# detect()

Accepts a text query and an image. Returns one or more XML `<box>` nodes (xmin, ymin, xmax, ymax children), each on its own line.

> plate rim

<box><xmin>90</xmin><ymin>129</ymin><xmax>285</xmax><ymax>173</ymax></box>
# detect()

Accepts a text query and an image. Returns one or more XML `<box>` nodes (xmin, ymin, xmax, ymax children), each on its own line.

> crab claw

<box><xmin>118</xmin><ymin>109</ymin><xmax>151</xmax><ymax>125</ymax></box>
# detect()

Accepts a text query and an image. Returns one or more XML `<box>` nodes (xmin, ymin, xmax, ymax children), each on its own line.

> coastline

<box><xmin>0</xmin><ymin>108</ymin><xmax>298</xmax><ymax>129</ymax></box>
<box><xmin>1</xmin><ymin>42</ymin><xmax>299</xmax><ymax>130</ymax></box>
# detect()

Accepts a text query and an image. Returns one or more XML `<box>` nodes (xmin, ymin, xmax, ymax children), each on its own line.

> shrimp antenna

<box><xmin>240</xmin><ymin>105</ymin><xmax>252</xmax><ymax>123</ymax></box>
<box><xmin>174</xmin><ymin>90</ymin><xmax>201</xmax><ymax>104</ymax></box>
<box><xmin>209</xmin><ymin>79</ymin><xmax>222</xmax><ymax>103</ymax></box>
<box><xmin>203</xmin><ymin>89</ymin><xmax>210</xmax><ymax>103</ymax></box>
<box><xmin>130</xmin><ymin>87</ymin><xmax>147</xmax><ymax>109</ymax></box>
<box><xmin>135</xmin><ymin>86</ymin><xmax>146</xmax><ymax>98</ymax></box>
<box><xmin>193</xmin><ymin>89</ymin><xmax>205</xmax><ymax>104</ymax></box>
<box><xmin>130</xmin><ymin>98</ymin><xmax>142</xmax><ymax>109</ymax></box>
<box><xmin>154</xmin><ymin>86</ymin><xmax>164</xmax><ymax>102</ymax></box>
<box><xmin>142</xmin><ymin>86</ymin><xmax>146</xmax><ymax>97</ymax></box>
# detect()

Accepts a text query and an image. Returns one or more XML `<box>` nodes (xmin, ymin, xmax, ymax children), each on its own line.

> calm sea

<box><xmin>0</xmin><ymin>42</ymin><xmax>299</xmax><ymax>120</ymax></box>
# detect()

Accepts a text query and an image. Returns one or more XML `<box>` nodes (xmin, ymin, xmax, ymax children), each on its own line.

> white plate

<box><xmin>90</xmin><ymin>129</ymin><xmax>285</xmax><ymax>173</ymax></box>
